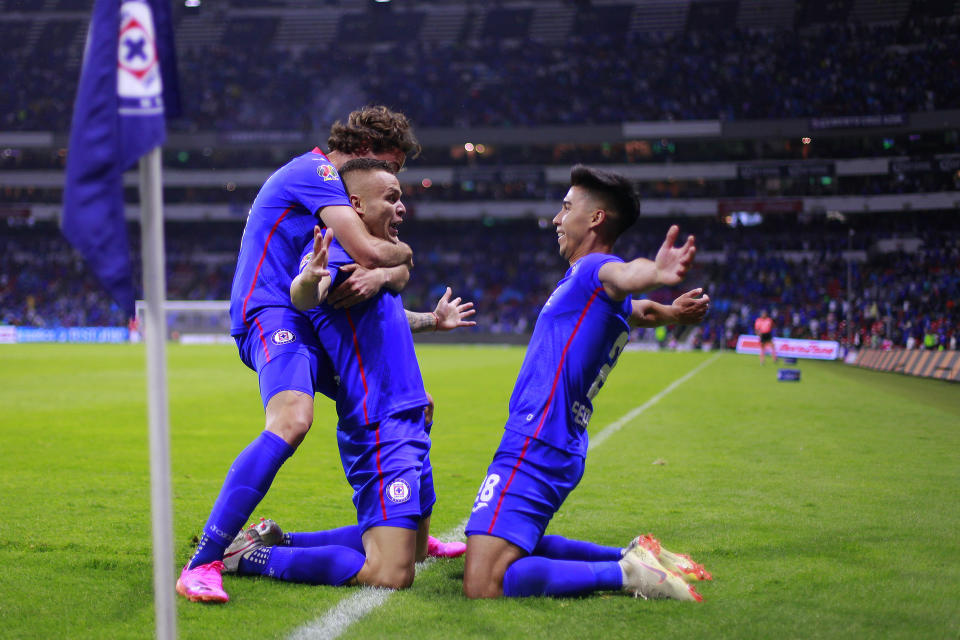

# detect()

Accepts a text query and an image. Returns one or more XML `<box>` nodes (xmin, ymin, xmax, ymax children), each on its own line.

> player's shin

<box><xmin>532</xmin><ymin>534</ymin><xmax>623</xmax><ymax>561</ymax></box>
<box><xmin>283</xmin><ymin>525</ymin><xmax>366</xmax><ymax>554</ymax></box>
<box><xmin>502</xmin><ymin>556</ymin><xmax>623</xmax><ymax>597</ymax></box>
<box><xmin>188</xmin><ymin>431</ymin><xmax>293</xmax><ymax>569</ymax></box>
<box><xmin>241</xmin><ymin>546</ymin><xmax>365</xmax><ymax>586</ymax></box>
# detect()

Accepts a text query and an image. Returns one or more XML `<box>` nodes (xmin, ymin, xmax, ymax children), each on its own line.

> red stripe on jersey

<box><xmin>242</xmin><ymin>206</ymin><xmax>292</xmax><ymax>327</ymax></box>
<box><xmin>531</xmin><ymin>286</ymin><xmax>602</xmax><ymax>440</ymax></box>
<box><xmin>254</xmin><ymin>317</ymin><xmax>271</xmax><ymax>363</ymax></box>
<box><xmin>375</xmin><ymin>425</ymin><xmax>387</xmax><ymax>519</ymax></box>
<box><xmin>487</xmin><ymin>436</ymin><xmax>533</xmax><ymax>533</ymax></box>
<box><xmin>344</xmin><ymin>310</ymin><xmax>370</xmax><ymax>424</ymax></box>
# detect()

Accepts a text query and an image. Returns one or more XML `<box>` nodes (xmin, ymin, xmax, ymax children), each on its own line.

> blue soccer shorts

<box><xmin>337</xmin><ymin>408</ymin><xmax>436</xmax><ymax>533</ymax></box>
<box><xmin>465</xmin><ymin>429</ymin><xmax>586</xmax><ymax>553</ymax></box>
<box><xmin>234</xmin><ymin>306</ymin><xmax>337</xmax><ymax>408</ymax></box>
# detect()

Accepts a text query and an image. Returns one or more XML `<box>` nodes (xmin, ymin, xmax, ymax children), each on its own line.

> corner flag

<box><xmin>62</xmin><ymin>0</ymin><xmax>180</xmax><ymax>318</ymax></box>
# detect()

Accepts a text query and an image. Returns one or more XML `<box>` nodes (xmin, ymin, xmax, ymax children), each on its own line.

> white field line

<box><xmin>587</xmin><ymin>352</ymin><xmax>721</xmax><ymax>451</ymax></box>
<box><xmin>289</xmin><ymin>353</ymin><xmax>720</xmax><ymax>640</ymax></box>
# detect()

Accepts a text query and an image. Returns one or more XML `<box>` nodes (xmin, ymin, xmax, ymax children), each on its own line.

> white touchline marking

<box><xmin>588</xmin><ymin>352</ymin><xmax>721</xmax><ymax>451</ymax></box>
<box><xmin>289</xmin><ymin>352</ymin><xmax>720</xmax><ymax>639</ymax></box>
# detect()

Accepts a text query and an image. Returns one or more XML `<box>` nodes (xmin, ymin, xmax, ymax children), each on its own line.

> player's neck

<box><xmin>567</xmin><ymin>237</ymin><xmax>613</xmax><ymax>266</ymax></box>
<box><xmin>326</xmin><ymin>150</ymin><xmax>347</xmax><ymax>169</ymax></box>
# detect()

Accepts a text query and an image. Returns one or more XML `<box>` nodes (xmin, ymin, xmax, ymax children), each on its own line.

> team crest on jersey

<box><xmin>117</xmin><ymin>0</ymin><xmax>164</xmax><ymax>116</ymax></box>
<box><xmin>386</xmin><ymin>479</ymin><xmax>411</xmax><ymax>504</ymax></box>
<box><xmin>271</xmin><ymin>329</ymin><xmax>296</xmax><ymax>345</ymax></box>
<box><xmin>317</xmin><ymin>164</ymin><xmax>341</xmax><ymax>181</ymax></box>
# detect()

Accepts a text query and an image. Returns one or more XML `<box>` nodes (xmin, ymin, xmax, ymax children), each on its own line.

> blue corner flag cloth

<box><xmin>61</xmin><ymin>0</ymin><xmax>180</xmax><ymax>318</ymax></box>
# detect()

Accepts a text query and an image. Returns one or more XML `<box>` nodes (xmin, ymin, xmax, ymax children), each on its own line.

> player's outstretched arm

<box><xmin>405</xmin><ymin>287</ymin><xmax>477</xmax><ymax>333</ymax></box>
<box><xmin>318</xmin><ymin>205</ymin><xmax>412</xmax><ymax>269</ymax></box>
<box><xmin>629</xmin><ymin>288</ymin><xmax>710</xmax><ymax>327</ymax></box>
<box><xmin>290</xmin><ymin>227</ymin><xmax>334</xmax><ymax>310</ymax></box>
<box><xmin>599</xmin><ymin>225</ymin><xmax>696</xmax><ymax>300</ymax></box>
<box><xmin>326</xmin><ymin>263</ymin><xmax>411</xmax><ymax>309</ymax></box>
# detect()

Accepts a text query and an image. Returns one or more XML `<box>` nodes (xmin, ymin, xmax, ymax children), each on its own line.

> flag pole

<box><xmin>138</xmin><ymin>146</ymin><xmax>177</xmax><ymax>640</ymax></box>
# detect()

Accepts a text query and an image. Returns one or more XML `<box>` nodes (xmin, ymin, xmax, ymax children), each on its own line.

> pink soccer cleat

<box><xmin>176</xmin><ymin>560</ymin><xmax>229</xmax><ymax>603</ymax></box>
<box><xmin>427</xmin><ymin>535</ymin><xmax>466</xmax><ymax>558</ymax></box>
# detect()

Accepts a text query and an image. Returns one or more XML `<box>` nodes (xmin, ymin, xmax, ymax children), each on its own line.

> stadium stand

<box><xmin>0</xmin><ymin>0</ymin><xmax>957</xmax><ymax>357</ymax></box>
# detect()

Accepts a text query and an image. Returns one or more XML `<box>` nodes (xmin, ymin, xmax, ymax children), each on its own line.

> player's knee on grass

<box><xmin>358</xmin><ymin>559</ymin><xmax>416</xmax><ymax>590</ymax></box>
<box><xmin>264</xmin><ymin>390</ymin><xmax>314</xmax><ymax>448</ymax></box>
<box><xmin>463</xmin><ymin>535</ymin><xmax>526</xmax><ymax>599</ymax></box>
<box><xmin>357</xmin><ymin>526</ymin><xmax>418</xmax><ymax>589</ymax></box>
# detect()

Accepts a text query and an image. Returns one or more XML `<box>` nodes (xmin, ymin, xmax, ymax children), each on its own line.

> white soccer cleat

<box><xmin>222</xmin><ymin>518</ymin><xmax>283</xmax><ymax>573</ymax></box>
<box><xmin>628</xmin><ymin>533</ymin><xmax>713</xmax><ymax>582</ymax></box>
<box><xmin>619</xmin><ymin>543</ymin><xmax>703</xmax><ymax>602</ymax></box>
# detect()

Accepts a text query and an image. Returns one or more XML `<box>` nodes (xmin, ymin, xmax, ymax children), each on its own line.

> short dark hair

<box><xmin>327</xmin><ymin>105</ymin><xmax>421</xmax><ymax>162</ymax></box>
<box><xmin>338</xmin><ymin>158</ymin><xmax>394</xmax><ymax>193</ymax></box>
<box><xmin>569</xmin><ymin>164</ymin><xmax>640</xmax><ymax>239</ymax></box>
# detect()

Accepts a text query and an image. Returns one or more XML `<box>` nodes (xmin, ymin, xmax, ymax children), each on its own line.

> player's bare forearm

<box><xmin>600</xmin><ymin>227</ymin><xmax>695</xmax><ymax>300</ymax></box>
<box><xmin>404</xmin><ymin>287</ymin><xmax>477</xmax><ymax>333</ymax></box>
<box><xmin>630</xmin><ymin>289</ymin><xmax>709</xmax><ymax>327</ymax></box>
<box><xmin>383</xmin><ymin>264</ymin><xmax>411</xmax><ymax>293</ymax></box>
<box><xmin>629</xmin><ymin>299</ymin><xmax>673</xmax><ymax>327</ymax></box>
<box><xmin>319</xmin><ymin>205</ymin><xmax>412</xmax><ymax>268</ymax></box>
<box><xmin>599</xmin><ymin>259</ymin><xmax>659</xmax><ymax>300</ymax></box>
<box><xmin>290</xmin><ymin>272</ymin><xmax>330</xmax><ymax>310</ymax></box>
<box><xmin>406</xmin><ymin>310</ymin><xmax>438</xmax><ymax>333</ymax></box>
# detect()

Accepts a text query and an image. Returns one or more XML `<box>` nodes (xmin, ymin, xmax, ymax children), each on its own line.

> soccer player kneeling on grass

<box><xmin>177</xmin><ymin>107</ymin><xmax>421</xmax><ymax>603</ymax></box>
<box><xmin>463</xmin><ymin>165</ymin><xmax>712</xmax><ymax>601</ymax></box>
<box><xmin>220</xmin><ymin>159</ymin><xmax>474</xmax><ymax>589</ymax></box>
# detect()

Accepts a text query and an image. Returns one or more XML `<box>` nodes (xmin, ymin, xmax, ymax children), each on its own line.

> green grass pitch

<box><xmin>1</xmin><ymin>344</ymin><xmax>958</xmax><ymax>639</ymax></box>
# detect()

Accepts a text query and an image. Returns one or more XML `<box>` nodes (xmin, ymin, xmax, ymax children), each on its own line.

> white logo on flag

<box><xmin>117</xmin><ymin>0</ymin><xmax>163</xmax><ymax>115</ymax></box>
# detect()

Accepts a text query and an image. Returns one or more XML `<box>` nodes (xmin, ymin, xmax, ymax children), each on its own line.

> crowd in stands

<box><xmin>3</xmin><ymin>6</ymin><xmax>957</xmax><ymax>352</ymax></box>
<box><xmin>3</xmin><ymin>16</ymin><xmax>959</xmax><ymax>132</ymax></box>
<box><xmin>2</xmin><ymin>216</ymin><xmax>957</xmax><ymax>353</ymax></box>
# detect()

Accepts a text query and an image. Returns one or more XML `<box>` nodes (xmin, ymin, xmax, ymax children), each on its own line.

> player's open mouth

<box><xmin>557</xmin><ymin>231</ymin><xmax>565</xmax><ymax>241</ymax></box>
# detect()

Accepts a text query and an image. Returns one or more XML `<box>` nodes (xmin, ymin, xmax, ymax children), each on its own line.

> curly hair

<box><xmin>327</xmin><ymin>105</ymin><xmax>421</xmax><ymax>161</ymax></box>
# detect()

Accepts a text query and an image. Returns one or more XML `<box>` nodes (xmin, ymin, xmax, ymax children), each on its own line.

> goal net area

<box><xmin>133</xmin><ymin>300</ymin><xmax>232</xmax><ymax>344</ymax></box>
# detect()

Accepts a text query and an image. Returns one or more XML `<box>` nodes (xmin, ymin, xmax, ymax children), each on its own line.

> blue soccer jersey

<box><xmin>229</xmin><ymin>148</ymin><xmax>351</xmax><ymax>336</ymax></box>
<box><xmin>503</xmin><ymin>253</ymin><xmax>632</xmax><ymax>457</ymax></box>
<box><xmin>301</xmin><ymin>236</ymin><xmax>429</xmax><ymax>428</ymax></box>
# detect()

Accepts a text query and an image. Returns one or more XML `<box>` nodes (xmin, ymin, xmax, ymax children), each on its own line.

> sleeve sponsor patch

<box><xmin>317</xmin><ymin>164</ymin><xmax>341</xmax><ymax>181</ymax></box>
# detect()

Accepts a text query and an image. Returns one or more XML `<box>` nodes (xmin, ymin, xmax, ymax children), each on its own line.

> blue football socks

<box><xmin>532</xmin><ymin>534</ymin><xmax>623</xmax><ymax>562</ymax></box>
<box><xmin>502</xmin><ymin>556</ymin><xmax>623</xmax><ymax>597</ymax></box>
<box><xmin>188</xmin><ymin>431</ymin><xmax>294</xmax><ymax>569</ymax></box>
<box><xmin>282</xmin><ymin>525</ymin><xmax>365</xmax><ymax>554</ymax></box>
<box><xmin>238</xmin><ymin>545</ymin><xmax>366</xmax><ymax>586</ymax></box>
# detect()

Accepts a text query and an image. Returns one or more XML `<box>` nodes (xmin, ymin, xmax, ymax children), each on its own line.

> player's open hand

<box><xmin>654</xmin><ymin>225</ymin><xmax>696</xmax><ymax>287</ymax></box>
<box><xmin>303</xmin><ymin>226</ymin><xmax>332</xmax><ymax>283</ymax></box>
<box><xmin>672</xmin><ymin>288</ymin><xmax>710</xmax><ymax>324</ymax></box>
<box><xmin>328</xmin><ymin>263</ymin><xmax>386</xmax><ymax>309</ymax></box>
<box><xmin>433</xmin><ymin>287</ymin><xmax>477</xmax><ymax>331</ymax></box>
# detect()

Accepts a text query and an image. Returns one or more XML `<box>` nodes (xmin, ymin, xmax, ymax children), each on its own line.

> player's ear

<box><xmin>590</xmin><ymin>208</ymin><xmax>606</xmax><ymax>229</ymax></box>
<box><xmin>350</xmin><ymin>193</ymin><xmax>364</xmax><ymax>216</ymax></box>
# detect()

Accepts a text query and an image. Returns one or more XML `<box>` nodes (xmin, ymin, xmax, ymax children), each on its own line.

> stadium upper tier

<box><xmin>1</xmin><ymin>1</ymin><xmax>958</xmax><ymax>132</ymax></box>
